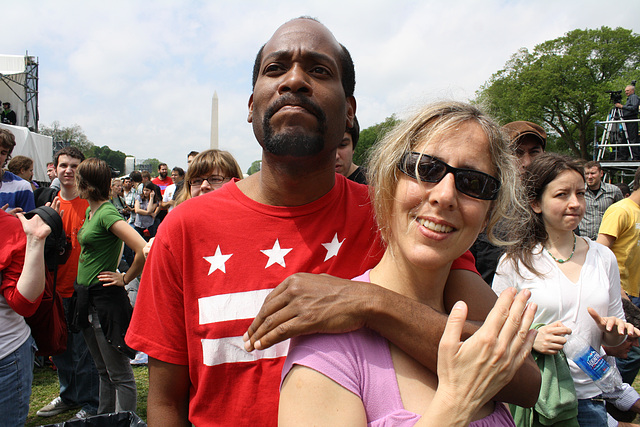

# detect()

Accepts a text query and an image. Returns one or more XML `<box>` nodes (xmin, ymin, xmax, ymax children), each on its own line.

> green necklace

<box><xmin>545</xmin><ymin>233</ymin><xmax>576</xmax><ymax>264</ymax></box>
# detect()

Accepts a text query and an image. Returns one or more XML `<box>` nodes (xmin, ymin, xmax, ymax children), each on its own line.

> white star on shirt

<box><xmin>203</xmin><ymin>246</ymin><xmax>233</xmax><ymax>274</ymax></box>
<box><xmin>322</xmin><ymin>233</ymin><xmax>345</xmax><ymax>261</ymax></box>
<box><xmin>261</xmin><ymin>239</ymin><xmax>292</xmax><ymax>268</ymax></box>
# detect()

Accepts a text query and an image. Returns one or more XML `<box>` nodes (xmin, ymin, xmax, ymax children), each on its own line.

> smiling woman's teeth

<box><xmin>416</xmin><ymin>218</ymin><xmax>453</xmax><ymax>233</ymax></box>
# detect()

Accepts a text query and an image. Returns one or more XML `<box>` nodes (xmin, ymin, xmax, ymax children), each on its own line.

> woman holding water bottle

<box><xmin>493</xmin><ymin>153</ymin><xmax>640</xmax><ymax>425</ymax></box>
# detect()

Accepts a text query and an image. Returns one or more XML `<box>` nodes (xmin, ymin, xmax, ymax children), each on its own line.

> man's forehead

<box><xmin>58</xmin><ymin>155</ymin><xmax>81</xmax><ymax>165</ymax></box>
<box><xmin>263</xmin><ymin>19</ymin><xmax>342</xmax><ymax>62</ymax></box>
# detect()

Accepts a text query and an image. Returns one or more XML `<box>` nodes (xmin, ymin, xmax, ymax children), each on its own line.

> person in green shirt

<box><xmin>75</xmin><ymin>158</ymin><xmax>147</xmax><ymax>414</ymax></box>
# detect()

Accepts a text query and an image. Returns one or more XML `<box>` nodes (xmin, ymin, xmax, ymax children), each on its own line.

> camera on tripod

<box><xmin>606</xmin><ymin>90</ymin><xmax>623</xmax><ymax>104</ymax></box>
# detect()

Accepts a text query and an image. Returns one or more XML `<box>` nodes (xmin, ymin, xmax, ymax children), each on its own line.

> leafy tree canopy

<box><xmin>40</xmin><ymin>121</ymin><xmax>134</xmax><ymax>174</ymax></box>
<box><xmin>247</xmin><ymin>160</ymin><xmax>262</xmax><ymax>175</ymax></box>
<box><xmin>474</xmin><ymin>26</ymin><xmax>640</xmax><ymax>159</ymax></box>
<box><xmin>354</xmin><ymin>115</ymin><xmax>401</xmax><ymax>166</ymax></box>
<box><xmin>40</xmin><ymin>121</ymin><xmax>94</xmax><ymax>153</ymax></box>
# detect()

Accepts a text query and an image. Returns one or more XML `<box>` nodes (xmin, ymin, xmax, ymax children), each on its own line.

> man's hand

<box><xmin>243</xmin><ymin>273</ymin><xmax>369</xmax><ymax>351</ymax></box>
<box><xmin>533</xmin><ymin>321</ymin><xmax>572</xmax><ymax>355</ymax></box>
<box><xmin>45</xmin><ymin>196</ymin><xmax>62</xmax><ymax>216</ymax></box>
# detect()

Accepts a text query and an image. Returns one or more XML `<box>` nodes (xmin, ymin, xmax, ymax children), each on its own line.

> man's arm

<box><xmin>148</xmin><ymin>358</ymin><xmax>190</xmax><ymax>426</ymax></box>
<box><xmin>244</xmin><ymin>271</ymin><xmax>541</xmax><ymax>407</ymax></box>
<box><xmin>597</xmin><ymin>233</ymin><xmax>617</xmax><ymax>248</ymax></box>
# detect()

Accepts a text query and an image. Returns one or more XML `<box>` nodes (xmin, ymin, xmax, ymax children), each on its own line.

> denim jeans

<box><xmin>577</xmin><ymin>398</ymin><xmax>608</xmax><ymax>426</ymax></box>
<box><xmin>617</xmin><ymin>296</ymin><xmax>640</xmax><ymax>384</ymax></box>
<box><xmin>82</xmin><ymin>305</ymin><xmax>137</xmax><ymax>414</ymax></box>
<box><xmin>51</xmin><ymin>297</ymin><xmax>99</xmax><ymax>414</ymax></box>
<box><xmin>0</xmin><ymin>335</ymin><xmax>36</xmax><ymax>426</ymax></box>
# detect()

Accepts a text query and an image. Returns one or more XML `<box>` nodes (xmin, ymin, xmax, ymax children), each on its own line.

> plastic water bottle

<box><xmin>563</xmin><ymin>334</ymin><xmax>622</xmax><ymax>393</ymax></box>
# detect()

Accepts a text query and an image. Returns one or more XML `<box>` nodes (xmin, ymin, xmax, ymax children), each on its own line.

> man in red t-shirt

<box><xmin>151</xmin><ymin>163</ymin><xmax>172</xmax><ymax>196</ymax></box>
<box><xmin>35</xmin><ymin>147</ymin><xmax>100</xmax><ymax>420</ymax></box>
<box><xmin>126</xmin><ymin>18</ymin><xmax>539</xmax><ymax>426</ymax></box>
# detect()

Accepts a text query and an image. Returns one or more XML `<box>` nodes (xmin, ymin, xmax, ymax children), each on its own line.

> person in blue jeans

<box><xmin>36</xmin><ymin>147</ymin><xmax>99</xmax><ymax>420</ymax></box>
<box><xmin>0</xmin><ymin>209</ymin><xmax>52</xmax><ymax>425</ymax></box>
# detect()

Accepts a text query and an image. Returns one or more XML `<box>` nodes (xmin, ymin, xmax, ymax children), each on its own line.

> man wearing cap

<box><xmin>577</xmin><ymin>161</ymin><xmax>623</xmax><ymax>241</ymax></box>
<box><xmin>471</xmin><ymin>120</ymin><xmax>546</xmax><ymax>284</ymax></box>
<box><xmin>502</xmin><ymin>120</ymin><xmax>546</xmax><ymax>174</ymax></box>
<box><xmin>1</xmin><ymin>102</ymin><xmax>17</xmax><ymax>125</ymax></box>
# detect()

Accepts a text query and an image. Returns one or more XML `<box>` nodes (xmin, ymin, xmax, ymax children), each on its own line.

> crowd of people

<box><xmin>2</xmin><ymin>16</ymin><xmax>640</xmax><ymax>427</ymax></box>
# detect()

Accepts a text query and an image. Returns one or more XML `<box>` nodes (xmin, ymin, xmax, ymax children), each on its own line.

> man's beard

<box><xmin>261</xmin><ymin>95</ymin><xmax>328</xmax><ymax>157</ymax></box>
<box><xmin>160</xmin><ymin>172</ymin><xmax>167</xmax><ymax>179</ymax></box>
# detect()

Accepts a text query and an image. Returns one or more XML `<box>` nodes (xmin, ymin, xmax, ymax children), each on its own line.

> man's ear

<box><xmin>531</xmin><ymin>199</ymin><xmax>542</xmax><ymax>214</ymax></box>
<box><xmin>247</xmin><ymin>94</ymin><xmax>254</xmax><ymax>123</ymax></box>
<box><xmin>346</xmin><ymin>96</ymin><xmax>356</xmax><ymax>129</ymax></box>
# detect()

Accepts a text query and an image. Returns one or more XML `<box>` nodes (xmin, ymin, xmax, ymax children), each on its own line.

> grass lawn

<box><xmin>25</xmin><ymin>364</ymin><xmax>148</xmax><ymax>427</ymax></box>
<box><xmin>24</xmin><ymin>361</ymin><xmax>640</xmax><ymax>426</ymax></box>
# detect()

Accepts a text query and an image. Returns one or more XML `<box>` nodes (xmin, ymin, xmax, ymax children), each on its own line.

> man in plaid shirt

<box><xmin>578</xmin><ymin>161</ymin><xmax>623</xmax><ymax>240</ymax></box>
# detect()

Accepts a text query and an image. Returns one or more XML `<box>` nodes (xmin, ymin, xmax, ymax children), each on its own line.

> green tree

<box><xmin>92</xmin><ymin>145</ymin><xmax>127</xmax><ymax>174</ymax></box>
<box><xmin>475</xmin><ymin>26</ymin><xmax>640</xmax><ymax>159</ymax></box>
<box><xmin>247</xmin><ymin>160</ymin><xmax>262</xmax><ymax>175</ymax></box>
<box><xmin>39</xmin><ymin>121</ymin><xmax>95</xmax><ymax>155</ymax></box>
<box><xmin>138</xmin><ymin>158</ymin><xmax>162</xmax><ymax>176</ymax></box>
<box><xmin>354</xmin><ymin>115</ymin><xmax>401</xmax><ymax>165</ymax></box>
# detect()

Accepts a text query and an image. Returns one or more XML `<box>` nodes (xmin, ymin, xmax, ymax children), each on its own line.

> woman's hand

<box><xmin>2</xmin><ymin>203</ymin><xmax>23</xmax><ymax>215</ymax></box>
<box><xmin>431</xmin><ymin>288</ymin><xmax>537</xmax><ymax>422</ymax></box>
<box><xmin>98</xmin><ymin>271</ymin><xmax>126</xmax><ymax>287</ymax></box>
<box><xmin>588</xmin><ymin>307</ymin><xmax>640</xmax><ymax>347</ymax></box>
<box><xmin>533</xmin><ymin>321</ymin><xmax>572</xmax><ymax>354</ymax></box>
<box><xmin>143</xmin><ymin>237</ymin><xmax>155</xmax><ymax>259</ymax></box>
<box><xmin>17</xmin><ymin>212</ymin><xmax>52</xmax><ymax>241</ymax></box>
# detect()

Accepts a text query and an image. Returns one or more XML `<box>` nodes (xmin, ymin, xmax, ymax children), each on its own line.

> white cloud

<box><xmin>3</xmin><ymin>0</ymin><xmax>639</xmax><ymax>171</ymax></box>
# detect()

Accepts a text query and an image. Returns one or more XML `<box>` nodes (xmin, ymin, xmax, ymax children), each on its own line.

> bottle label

<box><xmin>573</xmin><ymin>348</ymin><xmax>610</xmax><ymax>381</ymax></box>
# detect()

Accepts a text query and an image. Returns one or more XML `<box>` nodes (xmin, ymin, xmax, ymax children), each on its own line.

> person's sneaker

<box><xmin>36</xmin><ymin>396</ymin><xmax>77</xmax><ymax>417</ymax></box>
<box><xmin>130</xmin><ymin>351</ymin><xmax>148</xmax><ymax>365</ymax></box>
<box><xmin>70</xmin><ymin>409</ymin><xmax>93</xmax><ymax>420</ymax></box>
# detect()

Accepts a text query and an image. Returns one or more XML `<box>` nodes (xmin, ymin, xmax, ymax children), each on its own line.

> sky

<box><xmin>3</xmin><ymin>0</ymin><xmax>639</xmax><ymax>172</ymax></box>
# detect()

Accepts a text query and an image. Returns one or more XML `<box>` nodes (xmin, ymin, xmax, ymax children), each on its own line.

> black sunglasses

<box><xmin>398</xmin><ymin>152</ymin><xmax>500</xmax><ymax>200</ymax></box>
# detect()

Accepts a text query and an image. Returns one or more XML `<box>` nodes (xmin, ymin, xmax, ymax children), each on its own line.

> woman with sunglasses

<box><xmin>175</xmin><ymin>149</ymin><xmax>243</xmax><ymax>205</ymax></box>
<box><xmin>279</xmin><ymin>102</ymin><xmax>537</xmax><ymax>426</ymax></box>
<box><xmin>493</xmin><ymin>153</ymin><xmax>638</xmax><ymax>425</ymax></box>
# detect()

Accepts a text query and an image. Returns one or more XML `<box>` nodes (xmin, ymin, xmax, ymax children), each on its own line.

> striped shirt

<box><xmin>578</xmin><ymin>181</ymin><xmax>623</xmax><ymax>240</ymax></box>
<box><xmin>0</xmin><ymin>171</ymin><xmax>35</xmax><ymax>212</ymax></box>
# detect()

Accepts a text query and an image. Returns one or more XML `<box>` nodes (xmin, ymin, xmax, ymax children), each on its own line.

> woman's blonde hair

<box><xmin>175</xmin><ymin>149</ymin><xmax>243</xmax><ymax>205</ymax></box>
<box><xmin>367</xmin><ymin>101</ymin><xmax>529</xmax><ymax>247</ymax></box>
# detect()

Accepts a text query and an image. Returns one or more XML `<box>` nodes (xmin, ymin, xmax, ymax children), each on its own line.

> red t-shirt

<box><xmin>0</xmin><ymin>211</ymin><xmax>43</xmax><ymax>316</ymax></box>
<box><xmin>152</xmin><ymin>176</ymin><xmax>173</xmax><ymax>196</ymax></box>
<box><xmin>127</xmin><ymin>176</ymin><xmax>383</xmax><ymax>426</ymax></box>
<box><xmin>56</xmin><ymin>195</ymin><xmax>89</xmax><ymax>297</ymax></box>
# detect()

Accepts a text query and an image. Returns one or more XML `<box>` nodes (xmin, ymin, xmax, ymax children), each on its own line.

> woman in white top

<box><xmin>493</xmin><ymin>153</ymin><xmax>638</xmax><ymax>425</ymax></box>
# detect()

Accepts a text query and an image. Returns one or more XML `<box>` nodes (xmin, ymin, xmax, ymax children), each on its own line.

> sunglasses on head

<box><xmin>397</xmin><ymin>152</ymin><xmax>501</xmax><ymax>200</ymax></box>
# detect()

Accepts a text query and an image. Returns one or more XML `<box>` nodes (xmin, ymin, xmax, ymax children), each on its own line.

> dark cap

<box><xmin>502</xmin><ymin>121</ymin><xmax>546</xmax><ymax>150</ymax></box>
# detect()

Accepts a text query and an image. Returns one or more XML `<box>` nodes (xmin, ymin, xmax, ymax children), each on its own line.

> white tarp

<box><xmin>0</xmin><ymin>54</ymin><xmax>25</xmax><ymax>75</ymax></box>
<box><xmin>0</xmin><ymin>123</ymin><xmax>52</xmax><ymax>182</ymax></box>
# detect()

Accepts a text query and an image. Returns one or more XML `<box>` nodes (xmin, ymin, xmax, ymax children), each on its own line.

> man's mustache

<box><xmin>264</xmin><ymin>94</ymin><xmax>325</xmax><ymax>123</ymax></box>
